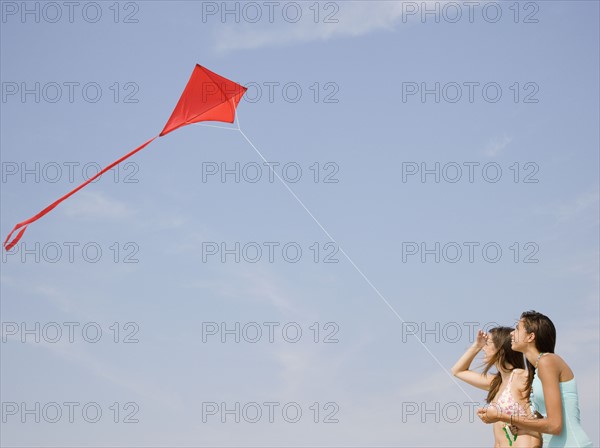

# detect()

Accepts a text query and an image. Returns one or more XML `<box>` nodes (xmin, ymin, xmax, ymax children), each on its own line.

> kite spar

<box><xmin>3</xmin><ymin>64</ymin><xmax>247</xmax><ymax>251</ymax></box>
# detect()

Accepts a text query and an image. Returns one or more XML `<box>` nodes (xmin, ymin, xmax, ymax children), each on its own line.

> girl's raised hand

<box><xmin>474</xmin><ymin>329</ymin><xmax>488</xmax><ymax>349</ymax></box>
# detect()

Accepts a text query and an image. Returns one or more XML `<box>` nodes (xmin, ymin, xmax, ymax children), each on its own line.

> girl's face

<box><xmin>511</xmin><ymin>319</ymin><xmax>532</xmax><ymax>353</ymax></box>
<box><xmin>481</xmin><ymin>333</ymin><xmax>498</xmax><ymax>362</ymax></box>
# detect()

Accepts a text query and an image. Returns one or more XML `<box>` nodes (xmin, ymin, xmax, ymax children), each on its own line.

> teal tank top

<box><xmin>530</xmin><ymin>372</ymin><xmax>593</xmax><ymax>448</ymax></box>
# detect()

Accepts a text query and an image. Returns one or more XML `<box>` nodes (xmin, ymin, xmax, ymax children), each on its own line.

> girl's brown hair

<box><xmin>520</xmin><ymin>310</ymin><xmax>556</xmax><ymax>398</ymax></box>
<box><xmin>483</xmin><ymin>326</ymin><xmax>526</xmax><ymax>403</ymax></box>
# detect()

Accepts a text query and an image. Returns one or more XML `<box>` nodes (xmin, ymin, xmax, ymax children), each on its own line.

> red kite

<box><xmin>3</xmin><ymin>64</ymin><xmax>247</xmax><ymax>251</ymax></box>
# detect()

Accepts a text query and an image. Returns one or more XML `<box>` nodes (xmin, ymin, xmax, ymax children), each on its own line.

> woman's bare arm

<box><xmin>451</xmin><ymin>330</ymin><xmax>493</xmax><ymax>391</ymax></box>
<box><xmin>477</xmin><ymin>355</ymin><xmax>564</xmax><ymax>435</ymax></box>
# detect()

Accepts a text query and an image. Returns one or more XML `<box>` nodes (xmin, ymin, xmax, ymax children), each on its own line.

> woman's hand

<box><xmin>450</xmin><ymin>328</ymin><xmax>495</xmax><ymax>390</ymax></box>
<box><xmin>477</xmin><ymin>405</ymin><xmax>503</xmax><ymax>424</ymax></box>
<box><xmin>474</xmin><ymin>329</ymin><xmax>488</xmax><ymax>350</ymax></box>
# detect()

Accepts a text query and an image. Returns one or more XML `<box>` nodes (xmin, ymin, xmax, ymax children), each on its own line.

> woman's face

<box><xmin>481</xmin><ymin>333</ymin><xmax>498</xmax><ymax>362</ymax></box>
<box><xmin>511</xmin><ymin>319</ymin><xmax>531</xmax><ymax>353</ymax></box>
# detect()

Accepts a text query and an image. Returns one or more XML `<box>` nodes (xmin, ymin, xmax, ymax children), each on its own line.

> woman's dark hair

<box><xmin>521</xmin><ymin>310</ymin><xmax>557</xmax><ymax>398</ymax></box>
<box><xmin>483</xmin><ymin>326</ymin><xmax>525</xmax><ymax>403</ymax></box>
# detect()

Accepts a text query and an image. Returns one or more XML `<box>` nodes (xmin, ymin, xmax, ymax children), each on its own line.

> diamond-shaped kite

<box><xmin>4</xmin><ymin>64</ymin><xmax>247</xmax><ymax>251</ymax></box>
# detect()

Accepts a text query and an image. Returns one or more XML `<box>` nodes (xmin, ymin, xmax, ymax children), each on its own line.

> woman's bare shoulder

<box><xmin>538</xmin><ymin>352</ymin><xmax>564</xmax><ymax>367</ymax></box>
<box><xmin>512</xmin><ymin>368</ymin><xmax>528</xmax><ymax>378</ymax></box>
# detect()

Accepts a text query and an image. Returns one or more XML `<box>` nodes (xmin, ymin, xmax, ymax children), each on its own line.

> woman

<box><xmin>452</xmin><ymin>326</ymin><xmax>542</xmax><ymax>447</ymax></box>
<box><xmin>477</xmin><ymin>310</ymin><xmax>592</xmax><ymax>448</ymax></box>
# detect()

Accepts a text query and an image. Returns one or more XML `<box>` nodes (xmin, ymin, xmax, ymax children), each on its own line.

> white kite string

<box><xmin>196</xmin><ymin>123</ymin><xmax>239</xmax><ymax>131</ymax></box>
<box><xmin>208</xmin><ymin>110</ymin><xmax>479</xmax><ymax>404</ymax></box>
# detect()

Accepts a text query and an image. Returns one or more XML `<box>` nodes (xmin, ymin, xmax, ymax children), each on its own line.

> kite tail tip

<box><xmin>3</xmin><ymin>225</ymin><xmax>27</xmax><ymax>252</ymax></box>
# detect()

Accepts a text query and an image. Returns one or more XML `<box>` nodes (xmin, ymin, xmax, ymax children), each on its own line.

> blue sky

<box><xmin>1</xmin><ymin>1</ymin><xmax>599</xmax><ymax>446</ymax></box>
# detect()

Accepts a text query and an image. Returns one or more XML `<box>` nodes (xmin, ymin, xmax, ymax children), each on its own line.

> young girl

<box><xmin>452</xmin><ymin>327</ymin><xmax>542</xmax><ymax>447</ymax></box>
<box><xmin>477</xmin><ymin>311</ymin><xmax>592</xmax><ymax>448</ymax></box>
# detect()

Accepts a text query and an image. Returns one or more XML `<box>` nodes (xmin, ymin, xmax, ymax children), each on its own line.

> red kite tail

<box><xmin>3</xmin><ymin>135</ymin><xmax>159</xmax><ymax>251</ymax></box>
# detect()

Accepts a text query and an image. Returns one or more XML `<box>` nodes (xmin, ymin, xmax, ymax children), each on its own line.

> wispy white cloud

<box><xmin>532</xmin><ymin>188</ymin><xmax>599</xmax><ymax>226</ymax></box>
<box><xmin>1</xmin><ymin>275</ymin><xmax>79</xmax><ymax>314</ymax></box>
<box><xmin>5</xmin><ymin>336</ymin><xmax>184</xmax><ymax>412</ymax></box>
<box><xmin>555</xmin><ymin>189</ymin><xmax>600</xmax><ymax>222</ymax></box>
<box><xmin>214</xmin><ymin>2</ymin><xmax>410</xmax><ymax>52</ymax></box>
<box><xmin>239</xmin><ymin>266</ymin><xmax>301</xmax><ymax>314</ymax></box>
<box><xmin>484</xmin><ymin>134</ymin><xmax>512</xmax><ymax>157</ymax></box>
<box><xmin>63</xmin><ymin>190</ymin><xmax>137</xmax><ymax>221</ymax></box>
<box><xmin>212</xmin><ymin>1</ymin><xmax>508</xmax><ymax>52</ymax></box>
<box><xmin>183</xmin><ymin>264</ymin><xmax>301</xmax><ymax>315</ymax></box>
<box><xmin>33</xmin><ymin>284</ymin><xmax>77</xmax><ymax>313</ymax></box>
<box><xmin>155</xmin><ymin>215</ymin><xmax>188</xmax><ymax>230</ymax></box>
